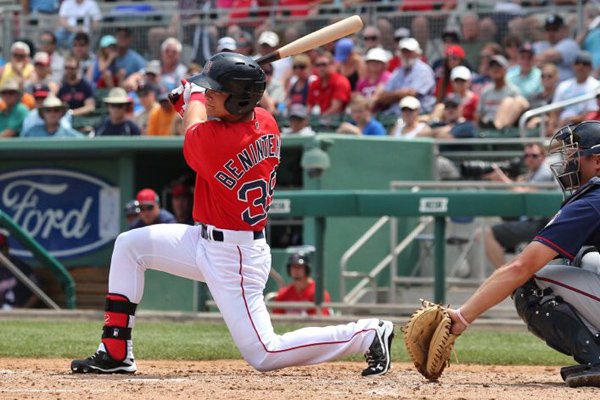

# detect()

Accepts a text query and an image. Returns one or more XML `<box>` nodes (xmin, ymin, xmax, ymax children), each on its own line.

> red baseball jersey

<box><xmin>183</xmin><ymin>107</ymin><xmax>281</xmax><ymax>231</ymax></box>
<box><xmin>272</xmin><ymin>280</ymin><xmax>331</xmax><ymax>316</ymax></box>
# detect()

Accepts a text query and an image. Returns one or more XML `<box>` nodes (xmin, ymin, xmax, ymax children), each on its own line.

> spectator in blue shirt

<box><xmin>337</xmin><ymin>94</ymin><xmax>387</xmax><ymax>136</ymax></box>
<box><xmin>114</xmin><ymin>27</ymin><xmax>146</xmax><ymax>78</ymax></box>
<box><xmin>21</xmin><ymin>95</ymin><xmax>83</xmax><ymax>137</ymax></box>
<box><xmin>128</xmin><ymin>188</ymin><xmax>176</xmax><ymax>230</ymax></box>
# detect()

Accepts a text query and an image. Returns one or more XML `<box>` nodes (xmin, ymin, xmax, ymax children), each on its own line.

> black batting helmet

<box><xmin>550</xmin><ymin>121</ymin><xmax>600</xmax><ymax>195</ymax></box>
<box><xmin>287</xmin><ymin>253</ymin><xmax>311</xmax><ymax>276</ymax></box>
<box><xmin>188</xmin><ymin>52</ymin><xmax>266</xmax><ymax>115</ymax></box>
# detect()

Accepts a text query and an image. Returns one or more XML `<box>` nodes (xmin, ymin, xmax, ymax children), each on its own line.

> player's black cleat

<box><xmin>362</xmin><ymin>320</ymin><xmax>394</xmax><ymax>376</ymax></box>
<box><xmin>563</xmin><ymin>364</ymin><xmax>600</xmax><ymax>387</ymax></box>
<box><xmin>71</xmin><ymin>350</ymin><xmax>137</xmax><ymax>374</ymax></box>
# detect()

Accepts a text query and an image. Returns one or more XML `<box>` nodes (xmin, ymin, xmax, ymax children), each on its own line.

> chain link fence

<box><xmin>0</xmin><ymin>0</ymin><xmax>590</xmax><ymax>63</ymax></box>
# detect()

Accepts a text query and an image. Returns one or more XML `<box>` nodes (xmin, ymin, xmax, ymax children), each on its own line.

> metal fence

<box><xmin>1</xmin><ymin>0</ymin><xmax>588</xmax><ymax>63</ymax></box>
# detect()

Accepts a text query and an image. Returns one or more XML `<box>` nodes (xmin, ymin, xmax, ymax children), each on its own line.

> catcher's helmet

<box><xmin>189</xmin><ymin>52</ymin><xmax>266</xmax><ymax>115</ymax></box>
<box><xmin>549</xmin><ymin>121</ymin><xmax>600</xmax><ymax>195</ymax></box>
<box><xmin>287</xmin><ymin>253</ymin><xmax>311</xmax><ymax>276</ymax></box>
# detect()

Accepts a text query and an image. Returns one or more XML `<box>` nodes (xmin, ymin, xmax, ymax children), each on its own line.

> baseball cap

<box><xmin>519</xmin><ymin>42</ymin><xmax>535</xmax><ymax>54</ymax></box>
<box><xmin>443</xmin><ymin>93</ymin><xmax>462</xmax><ymax>107</ymax></box>
<box><xmin>171</xmin><ymin>184</ymin><xmax>192</xmax><ymax>198</ymax></box>
<box><xmin>288</xmin><ymin>103</ymin><xmax>308</xmax><ymax>119</ymax></box>
<box><xmin>136</xmin><ymin>188</ymin><xmax>159</xmax><ymax>205</ymax></box>
<box><xmin>99</xmin><ymin>35</ymin><xmax>117</xmax><ymax>48</ymax></box>
<box><xmin>489</xmin><ymin>55</ymin><xmax>509</xmax><ymax>68</ymax></box>
<box><xmin>394</xmin><ymin>27</ymin><xmax>410</xmax><ymax>41</ymax></box>
<box><xmin>399</xmin><ymin>95</ymin><xmax>421</xmax><ymax>110</ymax></box>
<box><xmin>545</xmin><ymin>14</ymin><xmax>564</xmax><ymax>30</ymax></box>
<box><xmin>575</xmin><ymin>50</ymin><xmax>593</xmax><ymax>66</ymax></box>
<box><xmin>334</xmin><ymin>38</ymin><xmax>354</xmax><ymax>62</ymax></box>
<box><xmin>216</xmin><ymin>36</ymin><xmax>237</xmax><ymax>52</ymax></box>
<box><xmin>399</xmin><ymin>37</ymin><xmax>421</xmax><ymax>54</ymax></box>
<box><xmin>137</xmin><ymin>81</ymin><xmax>159</xmax><ymax>96</ymax></box>
<box><xmin>288</xmin><ymin>253</ymin><xmax>309</xmax><ymax>266</ymax></box>
<box><xmin>30</xmin><ymin>83</ymin><xmax>50</xmax><ymax>98</ymax></box>
<box><xmin>450</xmin><ymin>65</ymin><xmax>472</xmax><ymax>81</ymax></box>
<box><xmin>445</xmin><ymin>45</ymin><xmax>465</xmax><ymax>59</ymax></box>
<box><xmin>258</xmin><ymin>31</ymin><xmax>279</xmax><ymax>48</ymax></box>
<box><xmin>365</xmin><ymin>47</ymin><xmax>390</xmax><ymax>63</ymax></box>
<box><xmin>33</xmin><ymin>51</ymin><xmax>50</xmax><ymax>66</ymax></box>
<box><xmin>441</xmin><ymin>29</ymin><xmax>460</xmax><ymax>43</ymax></box>
<box><xmin>145</xmin><ymin>60</ymin><xmax>161</xmax><ymax>76</ymax></box>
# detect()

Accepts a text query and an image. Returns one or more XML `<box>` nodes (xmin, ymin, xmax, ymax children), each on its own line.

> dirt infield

<box><xmin>0</xmin><ymin>358</ymin><xmax>598</xmax><ymax>400</ymax></box>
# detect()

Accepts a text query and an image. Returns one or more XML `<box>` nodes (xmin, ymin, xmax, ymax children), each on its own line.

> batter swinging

<box><xmin>71</xmin><ymin>52</ymin><xmax>394</xmax><ymax>376</ymax></box>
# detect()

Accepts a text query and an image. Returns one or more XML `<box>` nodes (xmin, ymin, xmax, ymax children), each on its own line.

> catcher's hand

<box><xmin>403</xmin><ymin>300</ymin><xmax>459</xmax><ymax>382</ymax></box>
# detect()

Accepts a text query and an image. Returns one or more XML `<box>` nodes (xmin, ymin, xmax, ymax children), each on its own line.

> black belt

<box><xmin>199</xmin><ymin>223</ymin><xmax>264</xmax><ymax>241</ymax></box>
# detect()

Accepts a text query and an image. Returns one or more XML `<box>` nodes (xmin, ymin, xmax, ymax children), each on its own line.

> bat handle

<box><xmin>256</xmin><ymin>51</ymin><xmax>280</xmax><ymax>66</ymax></box>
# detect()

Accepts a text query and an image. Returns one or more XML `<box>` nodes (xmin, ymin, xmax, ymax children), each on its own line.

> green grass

<box><xmin>0</xmin><ymin>320</ymin><xmax>573</xmax><ymax>366</ymax></box>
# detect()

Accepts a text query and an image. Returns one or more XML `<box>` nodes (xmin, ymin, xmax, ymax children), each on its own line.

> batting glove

<box><xmin>169</xmin><ymin>80</ymin><xmax>206</xmax><ymax>118</ymax></box>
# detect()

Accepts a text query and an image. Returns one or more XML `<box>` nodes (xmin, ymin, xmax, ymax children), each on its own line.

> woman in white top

<box><xmin>390</xmin><ymin>96</ymin><xmax>432</xmax><ymax>138</ymax></box>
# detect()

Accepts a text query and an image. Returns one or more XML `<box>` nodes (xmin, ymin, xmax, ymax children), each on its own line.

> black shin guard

<box><xmin>514</xmin><ymin>280</ymin><xmax>600</xmax><ymax>365</ymax></box>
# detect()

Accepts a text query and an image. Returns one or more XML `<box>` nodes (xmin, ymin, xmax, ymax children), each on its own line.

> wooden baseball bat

<box><xmin>255</xmin><ymin>15</ymin><xmax>364</xmax><ymax>65</ymax></box>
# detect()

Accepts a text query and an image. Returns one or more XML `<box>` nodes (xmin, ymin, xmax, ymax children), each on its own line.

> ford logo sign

<box><xmin>0</xmin><ymin>168</ymin><xmax>120</xmax><ymax>259</ymax></box>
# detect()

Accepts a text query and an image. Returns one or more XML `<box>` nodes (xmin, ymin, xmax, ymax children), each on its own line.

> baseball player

<box><xmin>446</xmin><ymin>121</ymin><xmax>600</xmax><ymax>388</ymax></box>
<box><xmin>71</xmin><ymin>52</ymin><xmax>394</xmax><ymax>376</ymax></box>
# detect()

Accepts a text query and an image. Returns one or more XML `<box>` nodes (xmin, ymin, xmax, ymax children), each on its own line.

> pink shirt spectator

<box><xmin>356</xmin><ymin>71</ymin><xmax>391</xmax><ymax>99</ymax></box>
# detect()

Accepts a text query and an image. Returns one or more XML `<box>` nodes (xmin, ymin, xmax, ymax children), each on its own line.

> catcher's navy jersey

<box><xmin>534</xmin><ymin>178</ymin><xmax>600</xmax><ymax>260</ymax></box>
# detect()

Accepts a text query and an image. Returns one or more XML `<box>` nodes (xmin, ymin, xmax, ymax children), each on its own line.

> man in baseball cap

<box><xmin>128</xmin><ymin>188</ymin><xmax>176</xmax><ymax>229</ymax></box>
<box><xmin>536</xmin><ymin>13</ymin><xmax>580</xmax><ymax>82</ymax></box>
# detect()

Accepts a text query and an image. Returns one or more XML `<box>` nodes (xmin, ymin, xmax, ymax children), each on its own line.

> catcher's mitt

<box><xmin>403</xmin><ymin>300</ymin><xmax>459</xmax><ymax>381</ymax></box>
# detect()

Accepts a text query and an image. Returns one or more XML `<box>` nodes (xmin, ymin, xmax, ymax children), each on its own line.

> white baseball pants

<box><xmin>108</xmin><ymin>223</ymin><xmax>381</xmax><ymax>371</ymax></box>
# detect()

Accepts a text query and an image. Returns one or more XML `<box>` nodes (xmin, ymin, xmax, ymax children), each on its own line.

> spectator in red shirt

<box><xmin>306</xmin><ymin>51</ymin><xmax>351</xmax><ymax>117</ymax></box>
<box><xmin>272</xmin><ymin>253</ymin><xmax>331</xmax><ymax>316</ymax></box>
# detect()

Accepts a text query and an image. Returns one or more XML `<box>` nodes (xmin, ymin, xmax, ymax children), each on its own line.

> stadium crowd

<box><xmin>1</xmin><ymin>0</ymin><xmax>599</xmax><ymax>139</ymax></box>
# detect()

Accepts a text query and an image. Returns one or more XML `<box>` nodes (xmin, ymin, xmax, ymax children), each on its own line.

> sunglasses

<box><xmin>314</xmin><ymin>62</ymin><xmax>329</xmax><ymax>67</ymax></box>
<box><xmin>574</xmin><ymin>61</ymin><xmax>592</xmax><ymax>66</ymax></box>
<box><xmin>1</xmin><ymin>90</ymin><xmax>19</xmax><ymax>95</ymax></box>
<box><xmin>293</xmin><ymin>64</ymin><xmax>307</xmax><ymax>70</ymax></box>
<box><xmin>541</xmin><ymin>73</ymin><xmax>555</xmax><ymax>79</ymax></box>
<box><xmin>108</xmin><ymin>103</ymin><xmax>128</xmax><ymax>109</ymax></box>
<box><xmin>65</xmin><ymin>66</ymin><xmax>78</xmax><ymax>70</ymax></box>
<box><xmin>139</xmin><ymin>204</ymin><xmax>155</xmax><ymax>211</ymax></box>
<box><xmin>44</xmin><ymin>108</ymin><xmax>63</xmax><ymax>113</ymax></box>
<box><xmin>523</xmin><ymin>153</ymin><xmax>541</xmax><ymax>159</ymax></box>
<box><xmin>401</xmin><ymin>107</ymin><xmax>416</xmax><ymax>112</ymax></box>
<box><xmin>453</xmin><ymin>78</ymin><xmax>467</xmax><ymax>83</ymax></box>
<box><xmin>363</xmin><ymin>36</ymin><xmax>379</xmax><ymax>41</ymax></box>
<box><xmin>12</xmin><ymin>53</ymin><xmax>26</xmax><ymax>59</ymax></box>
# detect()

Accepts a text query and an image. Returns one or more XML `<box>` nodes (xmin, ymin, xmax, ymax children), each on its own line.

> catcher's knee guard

<box><xmin>514</xmin><ymin>280</ymin><xmax>600</xmax><ymax>365</ymax></box>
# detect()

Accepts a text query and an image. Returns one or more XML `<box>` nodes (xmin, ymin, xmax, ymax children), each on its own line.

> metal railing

<box><xmin>0</xmin><ymin>209</ymin><xmax>75</xmax><ymax>309</ymax></box>
<box><xmin>518</xmin><ymin>88</ymin><xmax>600</xmax><ymax>138</ymax></box>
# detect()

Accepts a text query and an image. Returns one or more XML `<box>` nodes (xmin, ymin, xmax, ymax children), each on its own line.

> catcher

<box><xmin>407</xmin><ymin>121</ymin><xmax>600</xmax><ymax>387</ymax></box>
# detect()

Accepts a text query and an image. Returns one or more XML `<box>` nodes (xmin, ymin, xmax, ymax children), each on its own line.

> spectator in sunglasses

<box><xmin>21</xmin><ymin>95</ymin><xmax>82</xmax><ymax>137</ymax></box>
<box><xmin>476</xmin><ymin>143</ymin><xmax>557</xmax><ymax>269</ymax></box>
<box><xmin>548</xmin><ymin>51</ymin><xmax>600</xmax><ymax>134</ymax></box>
<box><xmin>94</xmin><ymin>87</ymin><xmax>140</xmax><ymax>136</ymax></box>
<box><xmin>128</xmin><ymin>188</ymin><xmax>176</xmax><ymax>230</ymax></box>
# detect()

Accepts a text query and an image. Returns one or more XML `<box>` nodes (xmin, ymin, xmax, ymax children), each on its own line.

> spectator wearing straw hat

<box><xmin>95</xmin><ymin>87</ymin><xmax>140</xmax><ymax>136</ymax></box>
<box><xmin>0</xmin><ymin>80</ymin><xmax>29</xmax><ymax>137</ymax></box>
<box><xmin>22</xmin><ymin>83</ymin><xmax>72</xmax><ymax>133</ymax></box>
<box><xmin>21</xmin><ymin>96</ymin><xmax>83</xmax><ymax>138</ymax></box>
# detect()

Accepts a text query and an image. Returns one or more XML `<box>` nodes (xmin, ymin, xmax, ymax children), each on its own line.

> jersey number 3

<box><xmin>237</xmin><ymin>169</ymin><xmax>277</xmax><ymax>226</ymax></box>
